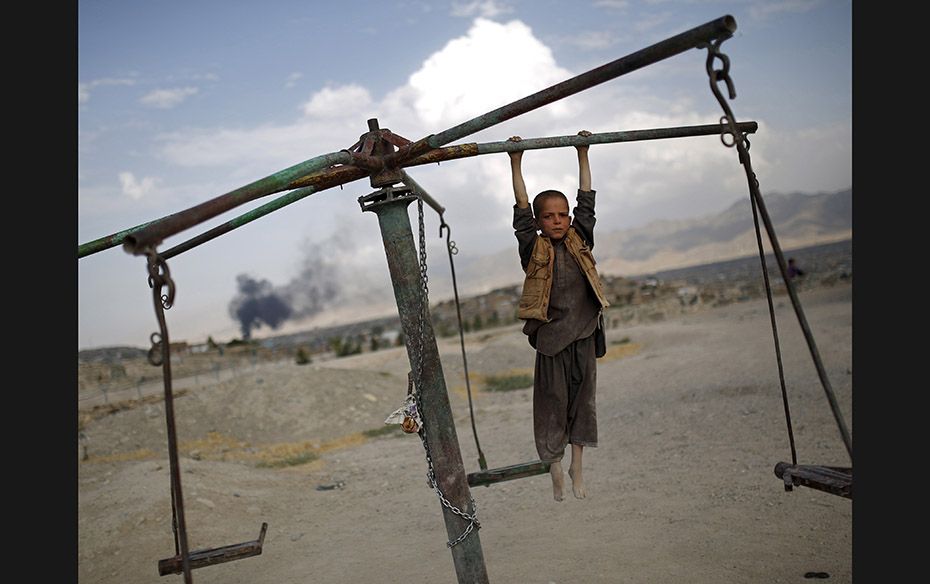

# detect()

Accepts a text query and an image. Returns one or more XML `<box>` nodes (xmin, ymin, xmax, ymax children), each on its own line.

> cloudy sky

<box><xmin>78</xmin><ymin>0</ymin><xmax>851</xmax><ymax>350</ymax></box>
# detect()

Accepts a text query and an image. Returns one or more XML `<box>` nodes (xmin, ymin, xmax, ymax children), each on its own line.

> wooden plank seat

<box><xmin>158</xmin><ymin>522</ymin><xmax>268</xmax><ymax>576</ymax></box>
<box><xmin>467</xmin><ymin>461</ymin><xmax>551</xmax><ymax>488</ymax></box>
<box><xmin>774</xmin><ymin>462</ymin><xmax>852</xmax><ymax>499</ymax></box>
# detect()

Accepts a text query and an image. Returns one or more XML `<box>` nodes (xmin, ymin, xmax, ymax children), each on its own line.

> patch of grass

<box><xmin>362</xmin><ymin>424</ymin><xmax>403</xmax><ymax>438</ymax></box>
<box><xmin>612</xmin><ymin>336</ymin><xmax>631</xmax><ymax>345</ymax></box>
<box><xmin>255</xmin><ymin>450</ymin><xmax>319</xmax><ymax>468</ymax></box>
<box><xmin>483</xmin><ymin>373</ymin><xmax>533</xmax><ymax>392</ymax></box>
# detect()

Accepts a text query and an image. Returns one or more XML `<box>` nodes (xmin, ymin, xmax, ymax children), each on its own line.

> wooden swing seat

<box><xmin>158</xmin><ymin>522</ymin><xmax>268</xmax><ymax>576</ymax></box>
<box><xmin>774</xmin><ymin>462</ymin><xmax>852</xmax><ymax>499</ymax></box>
<box><xmin>467</xmin><ymin>460</ymin><xmax>551</xmax><ymax>487</ymax></box>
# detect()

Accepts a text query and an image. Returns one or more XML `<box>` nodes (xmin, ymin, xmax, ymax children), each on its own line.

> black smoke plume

<box><xmin>228</xmin><ymin>241</ymin><xmax>343</xmax><ymax>340</ymax></box>
<box><xmin>228</xmin><ymin>275</ymin><xmax>292</xmax><ymax>340</ymax></box>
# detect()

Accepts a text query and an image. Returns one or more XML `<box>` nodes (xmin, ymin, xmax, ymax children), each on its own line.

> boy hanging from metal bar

<box><xmin>508</xmin><ymin>130</ymin><xmax>610</xmax><ymax>501</ymax></box>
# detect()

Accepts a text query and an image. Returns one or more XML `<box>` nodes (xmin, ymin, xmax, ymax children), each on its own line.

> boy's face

<box><xmin>536</xmin><ymin>198</ymin><xmax>571</xmax><ymax>240</ymax></box>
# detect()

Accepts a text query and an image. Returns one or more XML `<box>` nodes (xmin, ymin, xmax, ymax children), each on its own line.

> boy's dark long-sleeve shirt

<box><xmin>513</xmin><ymin>189</ymin><xmax>601</xmax><ymax>356</ymax></box>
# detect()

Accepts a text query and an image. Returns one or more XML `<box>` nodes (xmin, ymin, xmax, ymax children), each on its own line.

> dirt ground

<box><xmin>77</xmin><ymin>282</ymin><xmax>852</xmax><ymax>583</ymax></box>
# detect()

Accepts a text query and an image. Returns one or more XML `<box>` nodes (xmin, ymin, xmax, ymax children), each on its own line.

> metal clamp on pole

<box><xmin>358</xmin><ymin>185</ymin><xmax>415</xmax><ymax>212</ymax></box>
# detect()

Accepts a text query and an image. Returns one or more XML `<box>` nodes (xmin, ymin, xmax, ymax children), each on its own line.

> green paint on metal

<box><xmin>118</xmin><ymin>151</ymin><xmax>353</xmax><ymax>255</ymax></box>
<box><xmin>362</xmin><ymin>192</ymin><xmax>489</xmax><ymax>583</ymax></box>
<box><xmin>78</xmin><ymin>220</ymin><xmax>161</xmax><ymax>258</ymax></box>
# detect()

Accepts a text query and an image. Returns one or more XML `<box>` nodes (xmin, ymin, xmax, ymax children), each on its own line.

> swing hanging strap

<box><xmin>143</xmin><ymin>251</ymin><xmax>270</xmax><ymax>580</ymax></box>
<box><xmin>703</xmin><ymin>38</ymin><xmax>852</xmax><ymax>499</ymax></box>
<box><xmin>439</xmin><ymin>216</ymin><xmax>487</xmax><ymax>472</ymax></box>
<box><xmin>439</xmin><ymin>214</ymin><xmax>550</xmax><ymax>487</ymax></box>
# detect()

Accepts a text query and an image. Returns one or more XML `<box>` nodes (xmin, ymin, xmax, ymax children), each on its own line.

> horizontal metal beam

<box><xmin>424</xmin><ymin>15</ymin><xmax>736</xmax><ymax>150</ymax></box>
<box><xmin>162</xmin><ymin>122</ymin><xmax>752</xmax><ymax>257</ymax></box>
<box><xmin>399</xmin><ymin>170</ymin><xmax>445</xmax><ymax>216</ymax></box>
<box><xmin>405</xmin><ymin>122</ymin><xmax>758</xmax><ymax>166</ymax></box>
<box><xmin>79</xmin><ymin>121</ymin><xmax>755</xmax><ymax>260</ymax></box>
<box><xmin>115</xmin><ymin>151</ymin><xmax>354</xmax><ymax>256</ymax></box>
<box><xmin>159</xmin><ymin>165</ymin><xmax>369</xmax><ymax>260</ymax></box>
<box><xmin>77</xmin><ymin>15</ymin><xmax>740</xmax><ymax>260</ymax></box>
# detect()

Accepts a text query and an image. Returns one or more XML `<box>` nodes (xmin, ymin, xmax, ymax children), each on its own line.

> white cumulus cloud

<box><xmin>140</xmin><ymin>87</ymin><xmax>199</xmax><ymax>109</ymax></box>
<box><xmin>407</xmin><ymin>18</ymin><xmax>573</xmax><ymax>127</ymax></box>
<box><xmin>285</xmin><ymin>72</ymin><xmax>303</xmax><ymax>88</ymax></box>
<box><xmin>78</xmin><ymin>77</ymin><xmax>137</xmax><ymax>104</ymax></box>
<box><xmin>118</xmin><ymin>171</ymin><xmax>158</xmax><ymax>199</ymax></box>
<box><xmin>451</xmin><ymin>0</ymin><xmax>512</xmax><ymax>18</ymax></box>
<box><xmin>301</xmin><ymin>84</ymin><xmax>373</xmax><ymax>118</ymax></box>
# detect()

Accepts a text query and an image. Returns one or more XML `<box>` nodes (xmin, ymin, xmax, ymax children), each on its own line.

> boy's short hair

<box><xmin>532</xmin><ymin>190</ymin><xmax>569</xmax><ymax>218</ymax></box>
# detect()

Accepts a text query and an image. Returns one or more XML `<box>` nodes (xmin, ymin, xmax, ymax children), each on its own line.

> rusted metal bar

<box><xmin>79</xmin><ymin>163</ymin><xmax>365</xmax><ymax>260</ymax></box>
<box><xmin>467</xmin><ymin>461</ymin><xmax>551</xmax><ymax>488</ymax></box>
<box><xmin>79</xmin><ymin>219</ymin><xmax>162</xmax><ymax>258</ymax></box>
<box><xmin>158</xmin><ymin>522</ymin><xmax>268</xmax><ymax>576</ymax></box>
<box><xmin>360</xmin><ymin>188</ymin><xmax>488</xmax><ymax>584</ymax></box>
<box><xmin>347</xmin><ymin>151</ymin><xmax>384</xmax><ymax>172</ymax></box>
<box><xmin>382</xmin><ymin>135</ymin><xmax>438</xmax><ymax>170</ymax></box>
<box><xmin>404</xmin><ymin>122</ymin><xmax>758</xmax><ymax>166</ymax></box>
<box><xmin>735</xmin><ymin>138</ymin><xmax>853</xmax><ymax>461</ymax></box>
<box><xmin>399</xmin><ymin>170</ymin><xmax>445</xmax><ymax>216</ymax></box>
<box><xmin>426</xmin><ymin>15</ymin><xmax>736</xmax><ymax>149</ymax></box>
<box><xmin>80</xmin><ymin>16</ymin><xmax>736</xmax><ymax>260</ymax></box>
<box><xmin>159</xmin><ymin>165</ymin><xmax>368</xmax><ymax>259</ymax></box>
<box><xmin>81</xmin><ymin>122</ymin><xmax>752</xmax><ymax>260</ymax></box>
<box><xmin>118</xmin><ymin>151</ymin><xmax>353</xmax><ymax>255</ymax></box>
<box><xmin>145</xmin><ymin>254</ymin><xmax>193</xmax><ymax>583</ymax></box>
<box><xmin>476</xmin><ymin>122</ymin><xmax>757</xmax><ymax>152</ymax></box>
<box><xmin>774</xmin><ymin>462</ymin><xmax>852</xmax><ymax>499</ymax></box>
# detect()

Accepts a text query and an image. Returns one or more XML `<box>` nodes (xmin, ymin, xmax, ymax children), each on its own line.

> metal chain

<box><xmin>412</xmin><ymin>196</ymin><xmax>480</xmax><ymax>548</ymax></box>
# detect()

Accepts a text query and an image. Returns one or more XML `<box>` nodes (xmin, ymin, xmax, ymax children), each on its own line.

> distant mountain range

<box><xmin>446</xmin><ymin>188</ymin><xmax>851</xmax><ymax>298</ymax></box>
<box><xmin>297</xmin><ymin>188</ymin><xmax>852</xmax><ymax>329</ymax></box>
<box><xmin>80</xmin><ymin>188</ymin><xmax>852</xmax><ymax>357</ymax></box>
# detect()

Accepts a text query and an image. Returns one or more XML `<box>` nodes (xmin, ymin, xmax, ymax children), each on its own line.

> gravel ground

<box><xmin>77</xmin><ymin>282</ymin><xmax>852</xmax><ymax>583</ymax></box>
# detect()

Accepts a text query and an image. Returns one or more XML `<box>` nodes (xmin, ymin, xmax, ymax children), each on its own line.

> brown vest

<box><xmin>517</xmin><ymin>227</ymin><xmax>610</xmax><ymax>322</ymax></box>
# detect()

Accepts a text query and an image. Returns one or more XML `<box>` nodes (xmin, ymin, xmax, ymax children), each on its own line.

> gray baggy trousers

<box><xmin>533</xmin><ymin>332</ymin><xmax>598</xmax><ymax>462</ymax></box>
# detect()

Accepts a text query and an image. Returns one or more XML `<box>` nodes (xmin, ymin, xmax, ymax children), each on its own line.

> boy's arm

<box><xmin>577</xmin><ymin>129</ymin><xmax>592</xmax><ymax>192</ymax></box>
<box><xmin>508</xmin><ymin>136</ymin><xmax>529</xmax><ymax>209</ymax></box>
<box><xmin>573</xmin><ymin>130</ymin><xmax>597</xmax><ymax>248</ymax></box>
<box><xmin>509</xmin><ymin>135</ymin><xmax>536</xmax><ymax>271</ymax></box>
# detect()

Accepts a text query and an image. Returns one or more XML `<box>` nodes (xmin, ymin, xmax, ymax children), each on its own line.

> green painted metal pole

<box><xmin>79</xmin><ymin>121</ymin><xmax>754</xmax><ymax>260</ymax></box>
<box><xmin>474</xmin><ymin>122</ymin><xmax>757</xmax><ymax>153</ymax></box>
<box><xmin>425</xmin><ymin>15</ymin><xmax>736</xmax><ymax>149</ymax></box>
<box><xmin>158</xmin><ymin>166</ymin><xmax>369</xmax><ymax>260</ymax></box>
<box><xmin>78</xmin><ymin>219</ymin><xmax>163</xmax><ymax>259</ymax></box>
<box><xmin>399</xmin><ymin>170</ymin><xmax>445</xmax><ymax>216</ymax></box>
<box><xmin>404</xmin><ymin>122</ymin><xmax>758</xmax><ymax>167</ymax></box>
<box><xmin>361</xmin><ymin>191</ymin><xmax>489</xmax><ymax>584</ymax></box>
<box><xmin>118</xmin><ymin>151</ymin><xmax>353</xmax><ymax>255</ymax></box>
<box><xmin>77</xmin><ymin>153</ymin><xmax>358</xmax><ymax>259</ymax></box>
<box><xmin>79</xmin><ymin>15</ymin><xmax>737</xmax><ymax>259</ymax></box>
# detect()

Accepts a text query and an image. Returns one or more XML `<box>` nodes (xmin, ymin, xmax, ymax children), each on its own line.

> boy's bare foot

<box><xmin>568</xmin><ymin>466</ymin><xmax>586</xmax><ymax>499</ymax></box>
<box><xmin>549</xmin><ymin>460</ymin><xmax>564</xmax><ymax>502</ymax></box>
